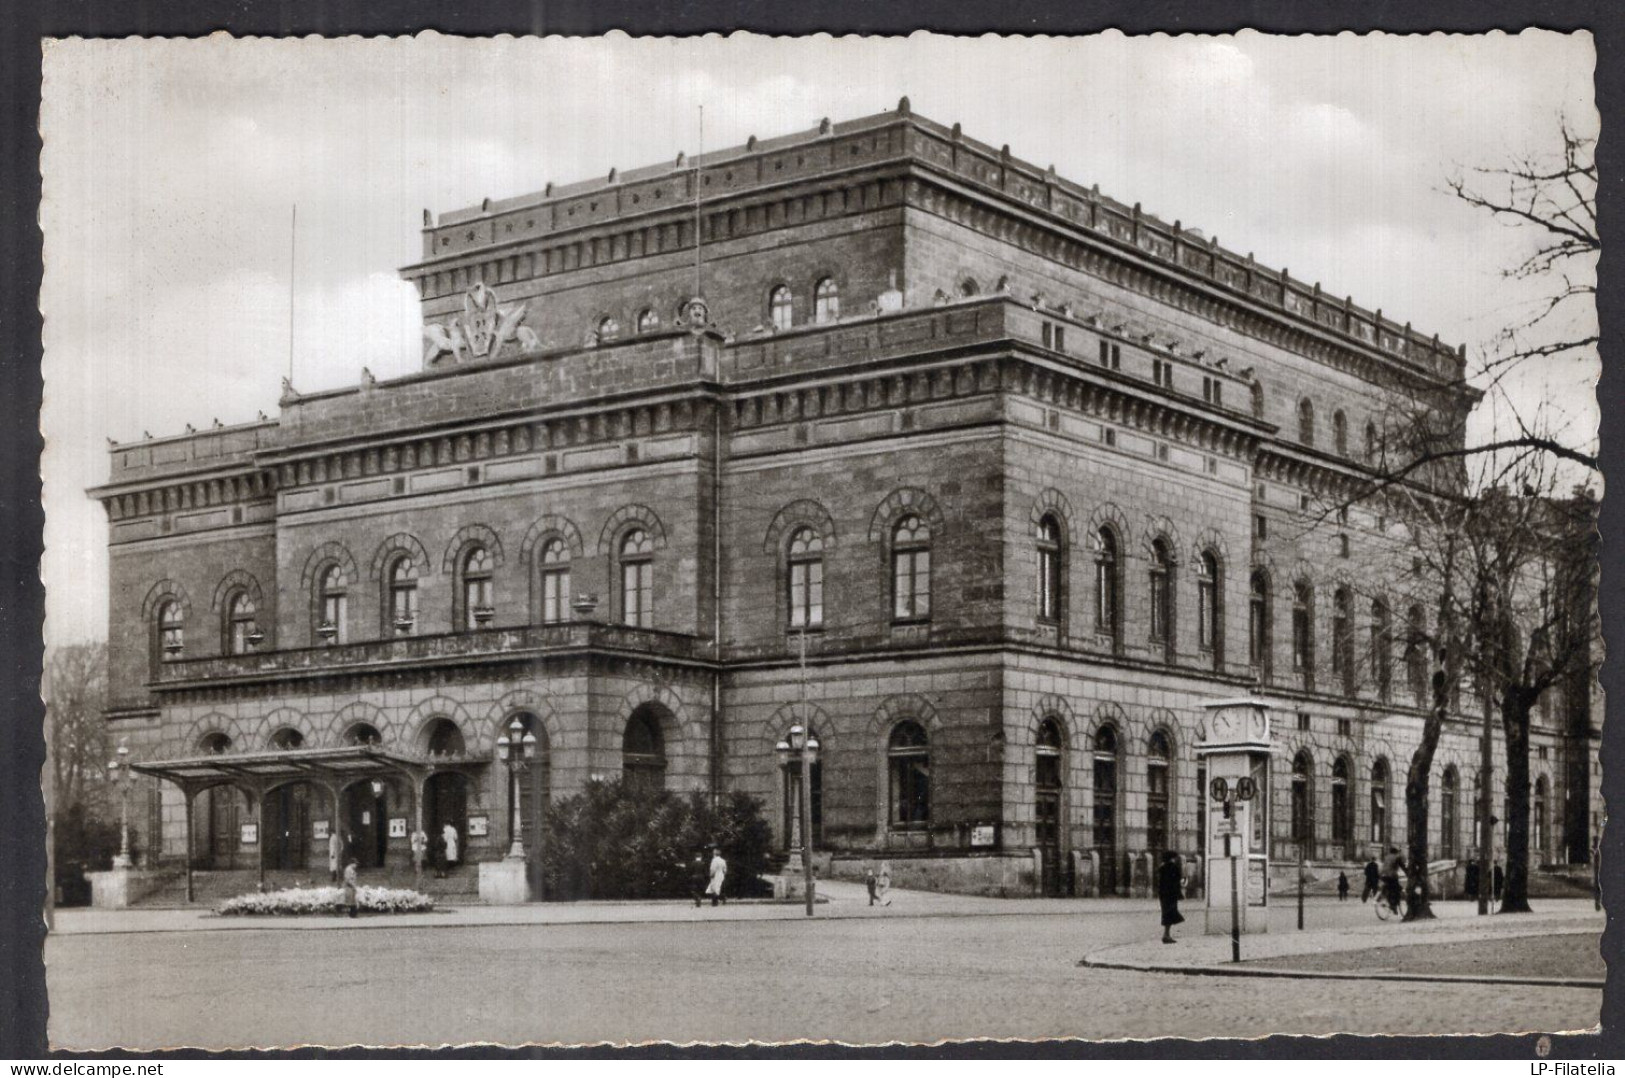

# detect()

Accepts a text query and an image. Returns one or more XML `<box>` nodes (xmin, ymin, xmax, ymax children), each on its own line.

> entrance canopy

<box><xmin>132</xmin><ymin>743</ymin><xmax>487</xmax><ymax>794</ymax></box>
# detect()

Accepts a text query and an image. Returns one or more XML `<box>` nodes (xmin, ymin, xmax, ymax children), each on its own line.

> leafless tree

<box><xmin>45</xmin><ymin>642</ymin><xmax>111</xmax><ymax>832</ymax></box>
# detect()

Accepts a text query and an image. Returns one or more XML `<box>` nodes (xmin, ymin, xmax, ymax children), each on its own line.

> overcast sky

<box><xmin>40</xmin><ymin>31</ymin><xmax>1597</xmax><ymax>647</ymax></box>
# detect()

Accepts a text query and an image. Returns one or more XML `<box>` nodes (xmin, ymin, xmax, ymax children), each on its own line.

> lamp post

<box><xmin>107</xmin><ymin>741</ymin><xmax>134</xmax><ymax>869</ymax></box>
<box><xmin>495</xmin><ymin>716</ymin><xmax>537</xmax><ymax>862</ymax></box>
<box><xmin>775</xmin><ymin>630</ymin><xmax>820</xmax><ymax>917</ymax></box>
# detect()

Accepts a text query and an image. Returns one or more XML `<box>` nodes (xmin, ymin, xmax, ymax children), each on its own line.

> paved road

<box><xmin>46</xmin><ymin>898</ymin><xmax>1600</xmax><ymax>1049</ymax></box>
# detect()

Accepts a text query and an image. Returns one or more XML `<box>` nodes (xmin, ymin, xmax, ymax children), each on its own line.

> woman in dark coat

<box><xmin>1158</xmin><ymin>851</ymin><xmax>1185</xmax><ymax>944</ymax></box>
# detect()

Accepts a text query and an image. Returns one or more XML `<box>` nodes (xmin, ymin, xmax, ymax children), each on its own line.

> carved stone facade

<box><xmin>94</xmin><ymin>103</ymin><xmax>1599</xmax><ymax>898</ymax></box>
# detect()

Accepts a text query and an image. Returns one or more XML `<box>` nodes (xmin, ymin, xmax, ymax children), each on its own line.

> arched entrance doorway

<box><xmin>1092</xmin><ymin>725</ymin><xmax>1119</xmax><ymax>895</ymax></box>
<box><xmin>263</xmin><ymin>781</ymin><xmax>313</xmax><ymax>871</ymax></box>
<box><xmin>340</xmin><ymin>777</ymin><xmax>400</xmax><ymax>869</ymax></box>
<box><xmin>422</xmin><ymin>718</ymin><xmax>469</xmax><ymax>872</ymax></box>
<box><xmin>1035</xmin><ymin>718</ymin><xmax>1066</xmax><ymax>896</ymax></box>
<box><xmin>195</xmin><ymin>785</ymin><xmax>250</xmax><ymax>870</ymax></box>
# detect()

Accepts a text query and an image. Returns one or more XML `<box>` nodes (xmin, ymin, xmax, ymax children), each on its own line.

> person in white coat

<box><xmin>328</xmin><ymin>829</ymin><xmax>343</xmax><ymax>883</ymax></box>
<box><xmin>442</xmin><ymin>822</ymin><xmax>460</xmax><ymax>875</ymax></box>
<box><xmin>877</xmin><ymin>861</ymin><xmax>893</xmax><ymax>906</ymax></box>
<box><xmin>705</xmin><ymin>847</ymin><xmax>728</xmax><ymax>907</ymax></box>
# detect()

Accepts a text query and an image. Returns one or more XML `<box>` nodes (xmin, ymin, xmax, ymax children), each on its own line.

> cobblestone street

<box><xmin>46</xmin><ymin>890</ymin><xmax>1603</xmax><ymax>1049</ymax></box>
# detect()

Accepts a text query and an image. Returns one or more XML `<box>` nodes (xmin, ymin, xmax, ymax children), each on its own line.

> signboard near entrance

<box><xmin>467</xmin><ymin>816</ymin><xmax>488</xmax><ymax>837</ymax></box>
<box><xmin>970</xmin><ymin>824</ymin><xmax>996</xmax><ymax>847</ymax></box>
<box><xmin>313</xmin><ymin>819</ymin><xmax>329</xmax><ymax>840</ymax></box>
<box><xmin>388</xmin><ymin>817</ymin><xmax>406</xmax><ymax>838</ymax></box>
<box><xmin>240</xmin><ymin>823</ymin><xmax>258</xmax><ymax>845</ymax></box>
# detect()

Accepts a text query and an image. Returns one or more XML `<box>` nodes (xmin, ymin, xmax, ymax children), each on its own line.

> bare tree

<box><xmin>45</xmin><ymin>642</ymin><xmax>110</xmax><ymax>821</ymax></box>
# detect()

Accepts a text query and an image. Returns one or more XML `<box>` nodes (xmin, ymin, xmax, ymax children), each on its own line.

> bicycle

<box><xmin>1373</xmin><ymin>881</ymin><xmax>1408</xmax><ymax>921</ymax></box>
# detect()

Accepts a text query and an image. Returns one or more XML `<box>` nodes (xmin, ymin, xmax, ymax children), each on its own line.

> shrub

<box><xmin>217</xmin><ymin>885</ymin><xmax>435</xmax><ymax>916</ymax></box>
<box><xmin>540</xmin><ymin>779</ymin><xmax>774</xmax><ymax>901</ymax></box>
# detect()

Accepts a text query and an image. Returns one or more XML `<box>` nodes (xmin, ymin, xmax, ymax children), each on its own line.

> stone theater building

<box><xmin>94</xmin><ymin>101</ymin><xmax>1602</xmax><ymax>899</ymax></box>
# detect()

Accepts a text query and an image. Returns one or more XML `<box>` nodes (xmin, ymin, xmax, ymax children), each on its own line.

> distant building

<box><xmin>93</xmin><ymin>100</ymin><xmax>1600</xmax><ymax>898</ymax></box>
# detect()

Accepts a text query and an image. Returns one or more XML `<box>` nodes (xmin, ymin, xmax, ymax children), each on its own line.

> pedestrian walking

<box><xmin>1465</xmin><ymin>861</ymin><xmax>1480</xmax><ymax>902</ymax></box>
<box><xmin>1157</xmin><ymin>851</ymin><xmax>1185</xmax><ymax>944</ymax></box>
<box><xmin>442</xmin><ymin>822</ymin><xmax>460</xmax><ymax>874</ymax></box>
<box><xmin>866</xmin><ymin>866</ymin><xmax>879</xmax><ymax>906</ymax></box>
<box><xmin>705</xmin><ymin>846</ymin><xmax>728</xmax><ymax>907</ymax></box>
<box><xmin>327</xmin><ymin>828</ymin><xmax>343</xmax><ymax>884</ymax></box>
<box><xmin>1361</xmin><ymin>858</ymin><xmax>1380</xmax><ymax>903</ymax></box>
<box><xmin>1337</xmin><ymin>871</ymin><xmax>1350</xmax><ymax>902</ymax></box>
<box><xmin>1493</xmin><ymin>860</ymin><xmax>1504</xmax><ymax>903</ymax></box>
<box><xmin>688</xmin><ymin>850</ymin><xmax>707</xmax><ymax>907</ymax></box>
<box><xmin>877</xmin><ymin>861</ymin><xmax>893</xmax><ymax>906</ymax></box>
<box><xmin>342</xmin><ymin>860</ymin><xmax>360</xmax><ymax>918</ymax></box>
<box><xmin>410</xmin><ymin>826</ymin><xmax>429</xmax><ymax>884</ymax></box>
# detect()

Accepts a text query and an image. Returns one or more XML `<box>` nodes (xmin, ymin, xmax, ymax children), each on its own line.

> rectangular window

<box><xmin>1149</xmin><ymin>574</ymin><xmax>1168</xmax><ymax>643</ymax></box>
<box><xmin>1198</xmin><ymin>579</ymin><xmax>1215</xmax><ymax>650</ymax></box>
<box><xmin>622</xmin><ymin>562</ymin><xmax>652</xmax><ymax>627</ymax></box>
<box><xmin>1338</xmin><ymin>718</ymin><xmax>1352</xmax><ymax>737</ymax></box>
<box><xmin>1153</xmin><ymin>358</ymin><xmax>1173</xmax><ymax>389</ymax></box>
<box><xmin>1102</xmin><ymin>427</ymin><xmax>1116</xmax><ymax>447</ymax></box>
<box><xmin>1296</xmin><ymin>712</ymin><xmax>1311</xmax><ymax>732</ymax></box>
<box><xmin>542</xmin><ymin>568</ymin><xmax>570</xmax><ymax>624</ymax></box>
<box><xmin>1054</xmin><ymin>326</ymin><xmax>1066</xmax><ymax>352</ymax></box>
<box><xmin>1254</xmin><ymin>514</ymin><xmax>1268</xmax><ymax>540</ymax></box>
<box><xmin>790</xmin><ymin>560</ymin><xmax>824</xmax><ymax>628</ymax></box>
<box><xmin>893</xmin><ymin>550</ymin><xmax>931</xmax><ymax>620</ymax></box>
<box><xmin>1099</xmin><ymin>340</ymin><xmax>1121</xmax><ymax>370</ymax></box>
<box><xmin>1042</xmin><ymin>322</ymin><xmax>1053</xmax><ymax>349</ymax></box>
<box><xmin>1202</xmin><ymin>376</ymin><xmax>1223</xmax><ymax>405</ymax></box>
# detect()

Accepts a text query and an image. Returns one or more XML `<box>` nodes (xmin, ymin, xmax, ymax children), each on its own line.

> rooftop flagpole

<box><xmin>288</xmin><ymin>203</ymin><xmax>298</xmax><ymax>385</ymax></box>
<box><xmin>693</xmin><ymin>106</ymin><xmax>704</xmax><ymax>302</ymax></box>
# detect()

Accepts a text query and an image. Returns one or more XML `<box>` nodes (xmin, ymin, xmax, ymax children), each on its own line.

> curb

<box><xmin>1077</xmin><ymin>954</ymin><xmax>1604</xmax><ymax>990</ymax></box>
<box><xmin>1078</xmin><ymin>923</ymin><xmax>1604</xmax><ymax>989</ymax></box>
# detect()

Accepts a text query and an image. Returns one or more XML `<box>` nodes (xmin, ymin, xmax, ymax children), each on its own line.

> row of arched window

<box><xmin>1251</xmin><ymin>574</ymin><xmax>1426</xmax><ymax>701</ymax></box>
<box><xmin>591</xmin><ymin>278</ymin><xmax>842</xmax><ymax>342</ymax></box>
<box><xmin>1297</xmin><ymin>398</ymin><xmax>1380</xmax><ymax>463</ymax></box>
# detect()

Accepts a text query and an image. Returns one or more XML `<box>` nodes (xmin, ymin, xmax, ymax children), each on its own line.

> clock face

<box><xmin>1210</xmin><ymin>708</ymin><xmax>1242</xmax><ymax>741</ymax></box>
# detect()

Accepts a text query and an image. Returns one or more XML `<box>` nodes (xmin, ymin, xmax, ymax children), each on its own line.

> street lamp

<box><xmin>495</xmin><ymin>716</ymin><xmax>537</xmax><ymax>861</ymax></box>
<box><xmin>107</xmin><ymin>741</ymin><xmax>134</xmax><ymax>869</ymax></box>
<box><xmin>776</xmin><ymin>630</ymin><xmax>820</xmax><ymax>917</ymax></box>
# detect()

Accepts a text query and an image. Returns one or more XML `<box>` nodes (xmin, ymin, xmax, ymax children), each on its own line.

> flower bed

<box><xmin>216</xmin><ymin>885</ymin><xmax>436</xmax><ymax>916</ymax></box>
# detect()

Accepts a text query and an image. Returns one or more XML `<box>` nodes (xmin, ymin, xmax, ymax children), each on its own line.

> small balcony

<box><xmin>152</xmin><ymin>622</ymin><xmax>706</xmax><ymax>690</ymax></box>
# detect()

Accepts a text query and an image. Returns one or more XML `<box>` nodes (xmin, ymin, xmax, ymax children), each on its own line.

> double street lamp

<box><xmin>106</xmin><ymin>741</ymin><xmax>134</xmax><ymax>869</ymax></box>
<box><xmin>776</xmin><ymin>632</ymin><xmax>821</xmax><ymax>918</ymax></box>
<box><xmin>495</xmin><ymin>716</ymin><xmax>537</xmax><ymax>861</ymax></box>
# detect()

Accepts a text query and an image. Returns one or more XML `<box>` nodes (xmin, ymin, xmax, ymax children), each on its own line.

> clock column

<box><xmin>1197</xmin><ymin>697</ymin><xmax>1275</xmax><ymax>937</ymax></box>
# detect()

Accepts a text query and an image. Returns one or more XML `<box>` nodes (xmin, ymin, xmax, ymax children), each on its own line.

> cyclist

<box><xmin>1378</xmin><ymin>845</ymin><xmax>1406</xmax><ymax>915</ymax></box>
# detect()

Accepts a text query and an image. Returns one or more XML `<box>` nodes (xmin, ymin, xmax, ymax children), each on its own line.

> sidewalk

<box><xmin>49</xmin><ymin>879</ymin><xmax>1162</xmax><ymax>936</ymax></box>
<box><xmin>1081</xmin><ymin>899</ymin><xmax>1604</xmax><ymax>988</ymax></box>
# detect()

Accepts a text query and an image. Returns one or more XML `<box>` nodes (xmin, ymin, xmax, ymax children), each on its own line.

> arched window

<box><xmin>1405</xmin><ymin>604</ymin><xmax>1428</xmax><ymax>702</ymax></box>
<box><xmin>270</xmin><ymin>727</ymin><xmax>305</xmax><ymax>751</ymax></box>
<box><xmin>1036</xmin><ymin>514</ymin><xmax>1063</xmax><ymax>624</ymax></box>
<box><xmin>814</xmin><ymin>277</ymin><xmax>840</xmax><ymax>324</ymax></box>
<box><xmin>1370</xmin><ymin>758</ymin><xmax>1390</xmax><ymax>845</ymax></box>
<box><xmin>622</xmin><ymin>709</ymin><xmax>667</xmax><ymax>793</ymax></box>
<box><xmin>317</xmin><ymin>564</ymin><xmax>348</xmax><ymax>645</ymax></box>
<box><xmin>1332</xmin><ymin>410</ymin><xmax>1349</xmax><ymax>456</ymax></box>
<box><xmin>1146</xmin><ymin>730</ymin><xmax>1172</xmax><ymax>856</ymax></box>
<box><xmin>1290</xmin><ymin>750</ymin><xmax>1314</xmax><ymax>846</ymax></box>
<box><xmin>539</xmin><ymin>538</ymin><xmax>571</xmax><ymax>625</ymax></box>
<box><xmin>1298</xmin><ymin>398</ymin><xmax>1316</xmax><ymax>446</ymax></box>
<box><xmin>1036</xmin><ymin>719</ymin><xmax>1064</xmax><ymax>791</ymax></box>
<box><xmin>1292</xmin><ymin>582</ymin><xmax>1315</xmax><ymax>690</ymax></box>
<box><xmin>1364</xmin><ymin>420</ymin><xmax>1379</xmax><ymax>463</ymax></box>
<box><xmin>1149</xmin><ymin>538</ymin><xmax>1174</xmax><ymax>658</ymax></box>
<box><xmin>1092</xmin><ymin>725</ymin><xmax>1119</xmax><ymax>892</ymax></box>
<box><xmin>156</xmin><ymin>599</ymin><xmax>185</xmax><ymax>664</ymax></box>
<box><xmin>1332</xmin><ymin>755</ymin><xmax>1353</xmax><ymax>845</ymax></box>
<box><xmin>344</xmin><ymin>722</ymin><xmax>382</xmax><ymax>746</ymax></box>
<box><xmin>1094</xmin><ymin>527</ymin><xmax>1121</xmax><ymax>646</ymax></box>
<box><xmin>959</xmin><ymin>278</ymin><xmax>980</xmax><ymax>297</ymax></box>
<box><xmin>1250</xmin><ymin>381</ymin><xmax>1266</xmax><ymax>420</ymax></box>
<box><xmin>1197</xmin><ymin>550</ymin><xmax>1222</xmax><ymax>666</ymax></box>
<box><xmin>769</xmin><ymin>285</ymin><xmax>793</xmax><ymax>331</ymax></box>
<box><xmin>1332</xmin><ymin>587</ymin><xmax>1355</xmax><ymax>697</ymax></box>
<box><xmin>618</xmin><ymin>529</ymin><xmax>654</xmax><ymax>628</ymax></box>
<box><xmin>461</xmin><ymin>546</ymin><xmax>495</xmax><ymax>631</ymax></box>
<box><xmin>199</xmin><ymin>732</ymin><xmax>231</xmax><ymax>755</ymax></box>
<box><xmin>597</xmin><ymin>315</ymin><xmax>621</xmax><ymax>341</ymax></box>
<box><xmin>1441</xmin><ymin>766</ymin><xmax>1459</xmax><ymax>859</ymax></box>
<box><xmin>1371</xmin><ymin>600</ymin><xmax>1392</xmax><ymax>701</ymax></box>
<box><xmin>891</xmin><ymin>515</ymin><xmax>931</xmax><ymax>622</ymax></box>
<box><xmin>887</xmin><ymin>721</ymin><xmax>930</xmax><ymax>829</ymax></box>
<box><xmin>787</xmin><ymin>527</ymin><xmax>824</xmax><ymax>629</ymax></box>
<box><xmin>635</xmin><ymin>308</ymin><xmax>658</xmax><ymax>333</ymax></box>
<box><xmin>425</xmin><ymin>718</ymin><xmax>465</xmax><ymax>756</ymax></box>
<box><xmin>1249</xmin><ymin>570</ymin><xmax>1272</xmax><ymax>680</ymax></box>
<box><xmin>224</xmin><ymin>590</ymin><xmax>258</xmax><ymax>656</ymax></box>
<box><xmin>1534</xmin><ymin>775</ymin><xmax>1549</xmax><ymax>862</ymax></box>
<box><xmin>388</xmin><ymin>555</ymin><xmax>419</xmax><ymax>636</ymax></box>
